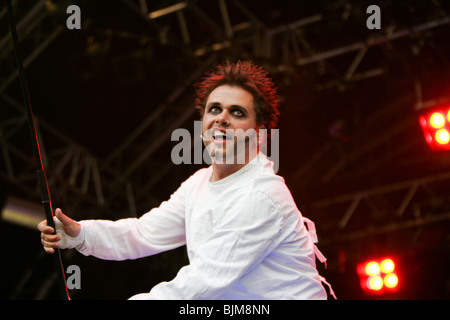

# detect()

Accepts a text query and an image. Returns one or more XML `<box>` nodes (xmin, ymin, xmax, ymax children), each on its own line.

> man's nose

<box><xmin>215</xmin><ymin>112</ymin><xmax>230</xmax><ymax>126</ymax></box>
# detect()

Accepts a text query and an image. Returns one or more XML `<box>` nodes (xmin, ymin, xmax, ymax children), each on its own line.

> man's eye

<box><xmin>232</xmin><ymin>109</ymin><xmax>244</xmax><ymax>117</ymax></box>
<box><xmin>209</xmin><ymin>106</ymin><xmax>221</xmax><ymax>113</ymax></box>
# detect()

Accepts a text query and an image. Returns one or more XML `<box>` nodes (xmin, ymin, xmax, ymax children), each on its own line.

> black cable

<box><xmin>5</xmin><ymin>0</ymin><xmax>70</xmax><ymax>300</ymax></box>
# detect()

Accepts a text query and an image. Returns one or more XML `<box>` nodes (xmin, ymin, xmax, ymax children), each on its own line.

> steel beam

<box><xmin>296</xmin><ymin>16</ymin><xmax>450</xmax><ymax>66</ymax></box>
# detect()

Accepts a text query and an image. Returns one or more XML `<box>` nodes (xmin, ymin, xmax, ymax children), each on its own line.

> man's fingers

<box><xmin>37</xmin><ymin>219</ymin><xmax>47</xmax><ymax>231</ymax></box>
<box><xmin>42</xmin><ymin>244</ymin><xmax>56</xmax><ymax>254</ymax></box>
<box><xmin>38</xmin><ymin>211</ymin><xmax>70</xmax><ymax>254</ymax></box>
<box><xmin>40</xmin><ymin>232</ymin><xmax>60</xmax><ymax>254</ymax></box>
<box><xmin>41</xmin><ymin>238</ymin><xmax>61</xmax><ymax>248</ymax></box>
<box><xmin>37</xmin><ymin>220</ymin><xmax>54</xmax><ymax>234</ymax></box>
<box><xmin>41</xmin><ymin>237</ymin><xmax>61</xmax><ymax>254</ymax></box>
<box><xmin>39</xmin><ymin>208</ymin><xmax>80</xmax><ymax>253</ymax></box>
<box><xmin>41</xmin><ymin>233</ymin><xmax>61</xmax><ymax>242</ymax></box>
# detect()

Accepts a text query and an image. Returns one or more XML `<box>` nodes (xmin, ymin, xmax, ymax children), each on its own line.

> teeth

<box><xmin>213</xmin><ymin>130</ymin><xmax>226</xmax><ymax>139</ymax></box>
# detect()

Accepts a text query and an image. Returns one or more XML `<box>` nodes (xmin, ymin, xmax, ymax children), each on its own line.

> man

<box><xmin>38</xmin><ymin>60</ymin><xmax>333</xmax><ymax>299</ymax></box>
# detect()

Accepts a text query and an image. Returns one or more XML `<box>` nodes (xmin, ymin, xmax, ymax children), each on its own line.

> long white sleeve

<box><xmin>71</xmin><ymin>178</ymin><xmax>189</xmax><ymax>260</ymax></box>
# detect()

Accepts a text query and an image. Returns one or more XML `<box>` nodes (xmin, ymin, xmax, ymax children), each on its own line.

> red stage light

<box><xmin>365</xmin><ymin>261</ymin><xmax>380</xmax><ymax>276</ymax></box>
<box><xmin>429</xmin><ymin>112</ymin><xmax>445</xmax><ymax>129</ymax></box>
<box><xmin>380</xmin><ymin>258</ymin><xmax>395</xmax><ymax>274</ymax></box>
<box><xmin>384</xmin><ymin>273</ymin><xmax>399</xmax><ymax>288</ymax></box>
<box><xmin>419</xmin><ymin>105</ymin><xmax>450</xmax><ymax>151</ymax></box>
<box><xmin>367</xmin><ymin>276</ymin><xmax>383</xmax><ymax>291</ymax></box>
<box><xmin>436</xmin><ymin>129</ymin><xmax>450</xmax><ymax>145</ymax></box>
<box><xmin>357</xmin><ymin>257</ymin><xmax>399</xmax><ymax>294</ymax></box>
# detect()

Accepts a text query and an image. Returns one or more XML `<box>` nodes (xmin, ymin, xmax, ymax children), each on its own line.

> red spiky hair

<box><xmin>194</xmin><ymin>60</ymin><xmax>280</xmax><ymax>130</ymax></box>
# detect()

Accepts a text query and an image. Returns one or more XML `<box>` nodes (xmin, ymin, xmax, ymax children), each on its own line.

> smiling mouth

<box><xmin>210</xmin><ymin>129</ymin><xmax>233</xmax><ymax>143</ymax></box>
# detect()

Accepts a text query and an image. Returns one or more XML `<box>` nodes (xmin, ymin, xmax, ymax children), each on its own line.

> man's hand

<box><xmin>37</xmin><ymin>208</ymin><xmax>81</xmax><ymax>254</ymax></box>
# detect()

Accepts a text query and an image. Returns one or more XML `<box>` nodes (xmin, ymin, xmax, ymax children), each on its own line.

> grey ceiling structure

<box><xmin>1</xmin><ymin>0</ymin><xmax>449</xmax><ymax>300</ymax></box>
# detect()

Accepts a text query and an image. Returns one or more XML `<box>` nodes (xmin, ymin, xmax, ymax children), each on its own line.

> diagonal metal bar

<box><xmin>107</xmin><ymin>54</ymin><xmax>218</xmax><ymax>179</ymax></box>
<box><xmin>396</xmin><ymin>183</ymin><xmax>419</xmax><ymax>217</ymax></box>
<box><xmin>338</xmin><ymin>195</ymin><xmax>361</xmax><ymax>229</ymax></box>
<box><xmin>0</xmin><ymin>0</ymin><xmax>47</xmax><ymax>53</ymax></box>
<box><xmin>0</xmin><ymin>25</ymin><xmax>64</xmax><ymax>93</ymax></box>
<box><xmin>321</xmin><ymin>212</ymin><xmax>450</xmax><ymax>245</ymax></box>
<box><xmin>313</xmin><ymin>170</ymin><xmax>450</xmax><ymax>208</ymax></box>
<box><xmin>296</xmin><ymin>16</ymin><xmax>450</xmax><ymax>66</ymax></box>
<box><xmin>218</xmin><ymin>0</ymin><xmax>233</xmax><ymax>39</ymax></box>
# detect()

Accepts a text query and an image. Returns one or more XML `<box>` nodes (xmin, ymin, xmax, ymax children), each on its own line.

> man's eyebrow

<box><xmin>206</xmin><ymin>102</ymin><xmax>248</xmax><ymax>113</ymax></box>
<box><xmin>230</xmin><ymin>105</ymin><xmax>248</xmax><ymax>113</ymax></box>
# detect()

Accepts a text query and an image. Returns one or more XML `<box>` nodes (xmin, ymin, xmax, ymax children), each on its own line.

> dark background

<box><xmin>1</xmin><ymin>0</ymin><xmax>449</xmax><ymax>300</ymax></box>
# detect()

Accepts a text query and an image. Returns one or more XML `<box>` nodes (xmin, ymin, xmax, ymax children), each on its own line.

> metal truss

<box><xmin>129</xmin><ymin>1</ymin><xmax>450</xmax><ymax>87</ymax></box>
<box><xmin>0</xmin><ymin>0</ymin><xmax>218</xmax><ymax>222</ymax></box>
<box><xmin>0</xmin><ymin>1</ymin><xmax>128</xmax><ymax>219</ymax></box>
<box><xmin>0</xmin><ymin>0</ymin><xmax>64</xmax><ymax>93</ymax></box>
<box><xmin>290</xmin><ymin>92</ymin><xmax>450</xmax><ymax>243</ymax></box>
<box><xmin>2</xmin><ymin>0</ymin><xmax>449</xmax><ymax>217</ymax></box>
<box><xmin>311</xmin><ymin>169</ymin><xmax>450</xmax><ymax>244</ymax></box>
<box><xmin>0</xmin><ymin>92</ymin><xmax>132</xmax><ymax>218</ymax></box>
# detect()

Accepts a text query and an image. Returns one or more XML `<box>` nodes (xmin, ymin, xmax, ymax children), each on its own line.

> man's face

<box><xmin>201</xmin><ymin>85</ymin><xmax>259</xmax><ymax>164</ymax></box>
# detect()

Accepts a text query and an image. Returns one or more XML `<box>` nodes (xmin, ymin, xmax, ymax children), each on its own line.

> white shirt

<box><xmin>60</xmin><ymin>153</ymin><xmax>329</xmax><ymax>299</ymax></box>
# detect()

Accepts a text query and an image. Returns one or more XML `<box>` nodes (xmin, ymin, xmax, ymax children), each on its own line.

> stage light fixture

<box><xmin>419</xmin><ymin>104</ymin><xmax>450</xmax><ymax>151</ymax></box>
<box><xmin>367</xmin><ymin>276</ymin><xmax>383</xmax><ymax>291</ymax></box>
<box><xmin>430</xmin><ymin>112</ymin><xmax>445</xmax><ymax>128</ymax></box>
<box><xmin>384</xmin><ymin>273</ymin><xmax>399</xmax><ymax>288</ymax></box>
<box><xmin>435</xmin><ymin>129</ymin><xmax>450</xmax><ymax>145</ymax></box>
<box><xmin>357</xmin><ymin>257</ymin><xmax>399</xmax><ymax>294</ymax></box>
<box><xmin>380</xmin><ymin>258</ymin><xmax>395</xmax><ymax>274</ymax></box>
<box><xmin>365</xmin><ymin>261</ymin><xmax>380</xmax><ymax>276</ymax></box>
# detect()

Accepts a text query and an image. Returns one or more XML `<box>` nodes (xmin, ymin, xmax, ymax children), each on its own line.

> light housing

<box><xmin>357</xmin><ymin>257</ymin><xmax>399</xmax><ymax>294</ymax></box>
<box><xmin>419</xmin><ymin>105</ymin><xmax>450</xmax><ymax>151</ymax></box>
